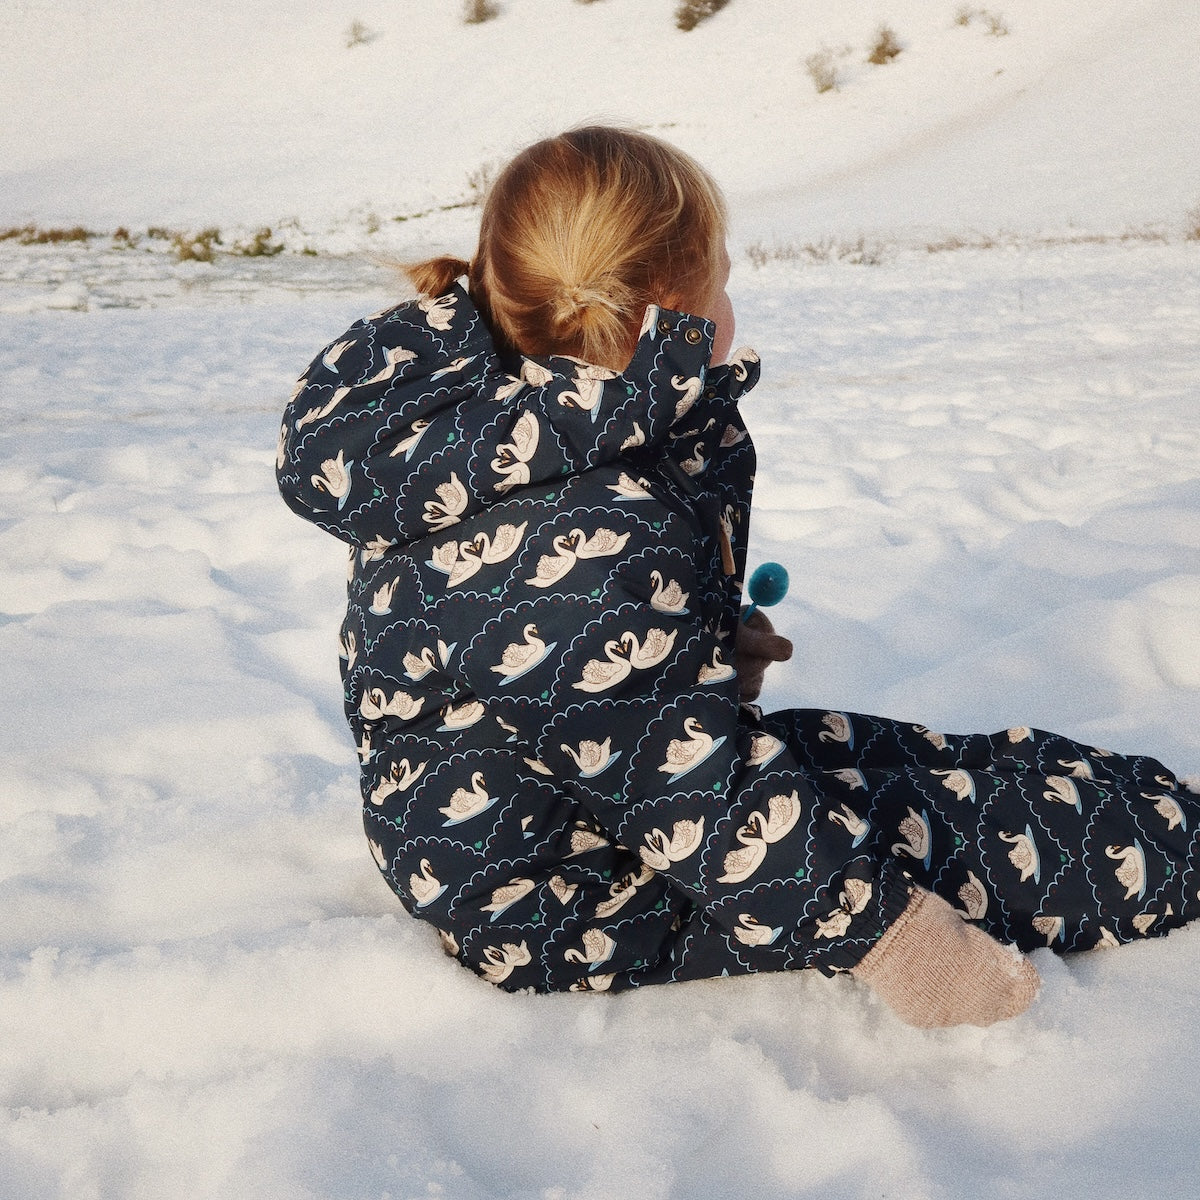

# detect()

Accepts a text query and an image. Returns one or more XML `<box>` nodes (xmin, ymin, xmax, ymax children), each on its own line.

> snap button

<box><xmin>684</xmin><ymin>327</ymin><xmax>702</xmax><ymax>345</ymax></box>
<box><xmin>657</xmin><ymin>318</ymin><xmax>672</xmax><ymax>334</ymax></box>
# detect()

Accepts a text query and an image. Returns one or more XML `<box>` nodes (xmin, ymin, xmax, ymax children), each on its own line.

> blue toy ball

<box><xmin>743</xmin><ymin>562</ymin><xmax>789</xmax><ymax>622</ymax></box>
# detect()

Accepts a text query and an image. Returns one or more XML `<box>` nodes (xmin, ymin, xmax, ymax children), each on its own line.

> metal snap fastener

<box><xmin>685</xmin><ymin>327</ymin><xmax>702</xmax><ymax>345</ymax></box>
<box><xmin>657</xmin><ymin>318</ymin><xmax>673</xmax><ymax>334</ymax></box>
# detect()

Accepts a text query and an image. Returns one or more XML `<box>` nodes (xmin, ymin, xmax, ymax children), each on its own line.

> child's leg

<box><xmin>763</xmin><ymin>709</ymin><xmax>1200</xmax><ymax>954</ymax></box>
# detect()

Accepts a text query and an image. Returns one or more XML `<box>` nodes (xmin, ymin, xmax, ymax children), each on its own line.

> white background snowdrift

<box><xmin>2</xmin><ymin>3</ymin><xmax>1199</xmax><ymax>1199</ymax></box>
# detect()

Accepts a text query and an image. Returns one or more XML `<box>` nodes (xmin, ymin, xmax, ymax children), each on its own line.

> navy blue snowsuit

<box><xmin>278</xmin><ymin>286</ymin><xmax>1200</xmax><ymax>992</ymax></box>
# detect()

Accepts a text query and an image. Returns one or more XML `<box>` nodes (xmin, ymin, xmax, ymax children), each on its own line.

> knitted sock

<box><xmin>851</xmin><ymin>886</ymin><xmax>1041</xmax><ymax>1028</ymax></box>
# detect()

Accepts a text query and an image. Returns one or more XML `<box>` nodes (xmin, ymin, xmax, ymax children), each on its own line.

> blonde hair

<box><xmin>406</xmin><ymin>127</ymin><xmax>727</xmax><ymax>369</ymax></box>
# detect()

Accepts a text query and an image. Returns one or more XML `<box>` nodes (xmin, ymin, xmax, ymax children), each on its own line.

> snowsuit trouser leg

<box><xmin>765</xmin><ymin>709</ymin><xmax>1200</xmax><ymax>953</ymax></box>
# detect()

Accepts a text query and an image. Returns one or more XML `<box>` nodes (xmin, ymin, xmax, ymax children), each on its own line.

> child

<box><xmin>277</xmin><ymin>127</ymin><xmax>1198</xmax><ymax>1026</ymax></box>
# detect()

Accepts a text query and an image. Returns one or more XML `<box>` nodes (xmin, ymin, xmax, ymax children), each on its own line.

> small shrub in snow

<box><xmin>0</xmin><ymin>224</ymin><xmax>95</xmax><ymax>244</ymax></box>
<box><xmin>675</xmin><ymin>0</ymin><xmax>729</xmax><ymax>33</ymax></box>
<box><xmin>462</xmin><ymin>0</ymin><xmax>500</xmax><ymax>23</ymax></box>
<box><xmin>1185</xmin><ymin>203</ymin><xmax>1200</xmax><ymax>242</ymax></box>
<box><xmin>234</xmin><ymin>227</ymin><xmax>284</xmax><ymax>257</ymax></box>
<box><xmin>344</xmin><ymin>20</ymin><xmax>379</xmax><ymax>48</ymax></box>
<box><xmin>747</xmin><ymin>237</ymin><xmax>886</xmax><ymax>267</ymax></box>
<box><xmin>172</xmin><ymin>228</ymin><xmax>222</xmax><ymax>263</ymax></box>
<box><xmin>866</xmin><ymin>25</ymin><xmax>902</xmax><ymax>65</ymax></box>
<box><xmin>955</xmin><ymin>7</ymin><xmax>1009</xmax><ymax>36</ymax></box>
<box><xmin>805</xmin><ymin>48</ymin><xmax>841</xmax><ymax>93</ymax></box>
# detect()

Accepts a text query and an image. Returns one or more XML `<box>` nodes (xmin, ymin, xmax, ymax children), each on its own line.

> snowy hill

<box><xmin>3</xmin><ymin>0</ymin><xmax>1198</xmax><ymax>245</ymax></box>
<box><xmin>2</xmin><ymin>4</ymin><xmax>1199</xmax><ymax>1200</ymax></box>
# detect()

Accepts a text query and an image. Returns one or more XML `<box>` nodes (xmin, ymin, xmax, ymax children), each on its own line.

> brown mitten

<box><xmin>735</xmin><ymin>609</ymin><xmax>793</xmax><ymax>703</ymax></box>
<box><xmin>851</xmin><ymin>886</ymin><xmax>1040</xmax><ymax>1028</ymax></box>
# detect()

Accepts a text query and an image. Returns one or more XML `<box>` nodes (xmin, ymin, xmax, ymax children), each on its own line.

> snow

<box><xmin>2</xmin><ymin>2</ymin><xmax>1199</xmax><ymax>1197</ymax></box>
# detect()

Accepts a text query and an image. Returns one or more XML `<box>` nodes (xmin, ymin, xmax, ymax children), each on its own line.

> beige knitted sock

<box><xmin>851</xmin><ymin>886</ymin><xmax>1041</xmax><ymax>1028</ymax></box>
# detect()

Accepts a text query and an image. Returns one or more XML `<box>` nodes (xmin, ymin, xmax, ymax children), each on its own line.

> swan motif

<box><xmin>568</xmin><ymin>826</ymin><xmax>611</xmax><ymax>856</ymax></box>
<box><xmin>559</xmin><ymin>364</ymin><xmax>616</xmax><ymax>421</ymax></box>
<box><xmin>320</xmin><ymin>338</ymin><xmax>355</xmax><ymax>372</ymax></box>
<box><xmin>368</xmin><ymin>756</ymin><xmax>426</xmax><ymax>805</ymax></box>
<box><xmin>671</xmin><ymin>373</ymin><xmax>703</xmax><ymax>421</ymax></box>
<box><xmin>679</xmin><ymin>442</ymin><xmax>708</xmax><ymax>476</ymax></box>
<box><xmin>595</xmin><ymin>865</ymin><xmax>655</xmax><ymax>919</ymax></box>
<box><xmin>362</xmin><ymin>344</ymin><xmax>417</xmax><ymax>387</ymax></box>
<box><xmin>368</xmin><ymin>837</ymin><xmax>388</xmax><ymax>871</ymax></box>
<box><xmin>719</xmin><ymin>422</ymin><xmax>747</xmax><ymax>448</ymax></box>
<box><xmin>1149</xmin><ymin>793</ymin><xmax>1186</xmax><ymax>831</ymax></box>
<box><xmin>478</xmin><ymin>941</ymin><xmax>531</xmax><ymax>985</ymax></box>
<box><xmin>914</xmin><ymin>724</ymin><xmax>948</xmax><ymax>751</ymax></box>
<box><xmin>426</xmin><ymin>538</ymin><xmax>462</xmax><ymax>577</ymax></box>
<box><xmin>649</xmin><ymin>570</ymin><xmax>689</xmax><ymax>614</ymax></box>
<box><xmin>620</xmin><ymin>421</ymin><xmax>646</xmax><ymax>452</ymax></box>
<box><xmin>718</xmin><ymin>794</ymin><xmax>802</xmax><ymax>883</ymax></box>
<box><xmin>402</xmin><ymin>640</ymin><xmax>456</xmax><ymax>681</ymax></box>
<box><xmin>622</xmin><ymin>627</ymin><xmax>678</xmax><ymax>669</ymax></box>
<box><xmin>548</xmin><ymin>874</ymin><xmax>577</xmax><ymax>905</ymax></box>
<box><xmin>520</xmin><ymin>358</ymin><xmax>554</xmax><ymax>387</ymax></box>
<box><xmin>818</xmin><ymin>712</ymin><xmax>853</xmax><ymax>746</ymax></box>
<box><xmin>418</xmin><ymin>292</ymin><xmax>456</xmax><ymax>331</ymax></box>
<box><xmin>439</xmin><ymin>771</ymin><xmax>497</xmax><ymax>825</ymax></box>
<box><xmin>575</xmin><ymin>527</ymin><xmax>631</xmax><ymax>559</ymax></box>
<box><xmin>607</xmin><ymin>471</ymin><xmax>652</xmax><ymax>500</ymax></box>
<box><xmin>956</xmin><ymin>871</ymin><xmax>988</xmax><ymax>920</ymax></box>
<box><xmin>360</xmin><ymin>688</ymin><xmax>424</xmax><ymax>722</ymax></box>
<box><xmin>408</xmin><ymin>859</ymin><xmax>447</xmax><ymax>908</ymax></box>
<box><xmin>696</xmin><ymin>647</ymin><xmax>735</xmax><ymax>685</ymax></box>
<box><xmin>573</xmin><ymin>639</ymin><xmax>633</xmax><ymax>693</ymax></box>
<box><xmin>491</xmin><ymin>411</ymin><xmax>541</xmax><ymax>493</ymax></box>
<box><xmin>1106</xmin><ymin>842</ymin><xmax>1147</xmax><ymax>901</ymax></box>
<box><xmin>296</xmin><ymin>384</ymin><xmax>352</xmax><ymax>431</ymax></box>
<box><xmin>828</xmin><ymin>802</ymin><xmax>870</xmax><ymax>846</ymax></box>
<box><xmin>1132</xmin><ymin>911</ymin><xmax>1159</xmax><ymax>936</ymax></box>
<box><xmin>561</xmin><ymin>737</ymin><xmax>621</xmax><ymax>778</ymax></box>
<box><xmin>356</xmin><ymin>730</ymin><xmax>372</xmax><ymax>764</ymax></box>
<box><xmin>430</xmin><ymin>354</ymin><xmax>476</xmax><ymax>380</ymax></box>
<box><xmin>734</xmin><ymin>913</ymin><xmax>783</xmax><ymax>946</ymax></box>
<box><xmin>1032</xmin><ymin>914</ymin><xmax>1065</xmax><ymax>945</ymax></box>
<box><xmin>640</xmin><ymin>818</ymin><xmax>705</xmax><ymax>871</ymax></box>
<box><xmin>368</xmin><ymin>577</ymin><xmax>399</xmax><ymax>616</ymax></box>
<box><xmin>728</xmin><ymin>347</ymin><xmax>759</xmax><ymax>381</ymax></box>
<box><xmin>890</xmin><ymin>807</ymin><xmax>932</xmax><ymax>868</ymax></box>
<box><xmin>1043</xmin><ymin>775</ymin><xmax>1083</xmax><ymax>812</ymax></box>
<box><xmin>457</xmin><ymin>521</ymin><xmax>528</xmax><ymax>571</ymax></box>
<box><xmin>392</xmin><ymin>417</ymin><xmax>431</xmax><ymax>459</ymax></box>
<box><xmin>480</xmin><ymin>877</ymin><xmax>535</xmax><ymax>920</ymax></box>
<box><xmin>1058</xmin><ymin>757</ymin><xmax>1095</xmax><ymax>780</ymax></box>
<box><xmin>522</xmin><ymin>755</ymin><xmax>554</xmax><ymax>777</ymax></box>
<box><xmin>827</xmin><ymin>767</ymin><xmax>867</xmax><ymax>791</ymax></box>
<box><xmin>999</xmin><ymin>825</ymin><xmax>1041</xmax><ymax>883</ymax></box>
<box><xmin>658</xmin><ymin>716</ymin><xmax>725</xmax><ymax>780</ymax></box>
<box><xmin>932</xmin><ymin>768</ymin><xmax>976</xmax><ymax>803</ymax></box>
<box><xmin>814</xmin><ymin>909</ymin><xmax>853</xmax><ymax>940</ymax></box>
<box><xmin>422</xmin><ymin>472</ymin><xmax>468</xmax><ymax>531</ymax></box>
<box><xmin>564</xmin><ymin>928</ymin><xmax>617</xmax><ymax>970</ymax></box>
<box><xmin>311</xmin><ymin>449</ymin><xmax>353</xmax><ymax>508</ymax></box>
<box><xmin>842</xmin><ymin>877</ymin><xmax>873</xmax><ymax>915</ymax></box>
<box><xmin>1007</xmin><ymin>726</ymin><xmax>1033</xmax><ymax>743</ymax></box>
<box><xmin>569</xmin><ymin>973</ymin><xmax>615</xmax><ymax>993</ymax></box>
<box><xmin>525</xmin><ymin>533</ymin><xmax>580</xmax><ymax>587</ymax></box>
<box><xmin>492</xmin><ymin>375</ymin><xmax>524</xmax><ymax>404</ymax></box>
<box><xmin>746</xmin><ymin>733</ymin><xmax>784</xmax><ymax>768</ymax></box>
<box><xmin>490</xmin><ymin>623</ymin><xmax>555</xmax><ymax>683</ymax></box>
<box><xmin>438</xmin><ymin>699</ymin><xmax>485</xmax><ymax>731</ymax></box>
<box><xmin>360</xmin><ymin>534</ymin><xmax>395</xmax><ymax>565</ymax></box>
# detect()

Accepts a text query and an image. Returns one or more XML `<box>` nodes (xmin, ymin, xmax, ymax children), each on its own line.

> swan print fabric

<box><xmin>279</xmin><ymin>286</ymin><xmax>1200</xmax><ymax>993</ymax></box>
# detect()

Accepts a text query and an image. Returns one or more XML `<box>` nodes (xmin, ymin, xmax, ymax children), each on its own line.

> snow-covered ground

<box><xmin>3</xmin><ymin>1</ymin><xmax>1200</xmax><ymax>1197</ymax></box>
